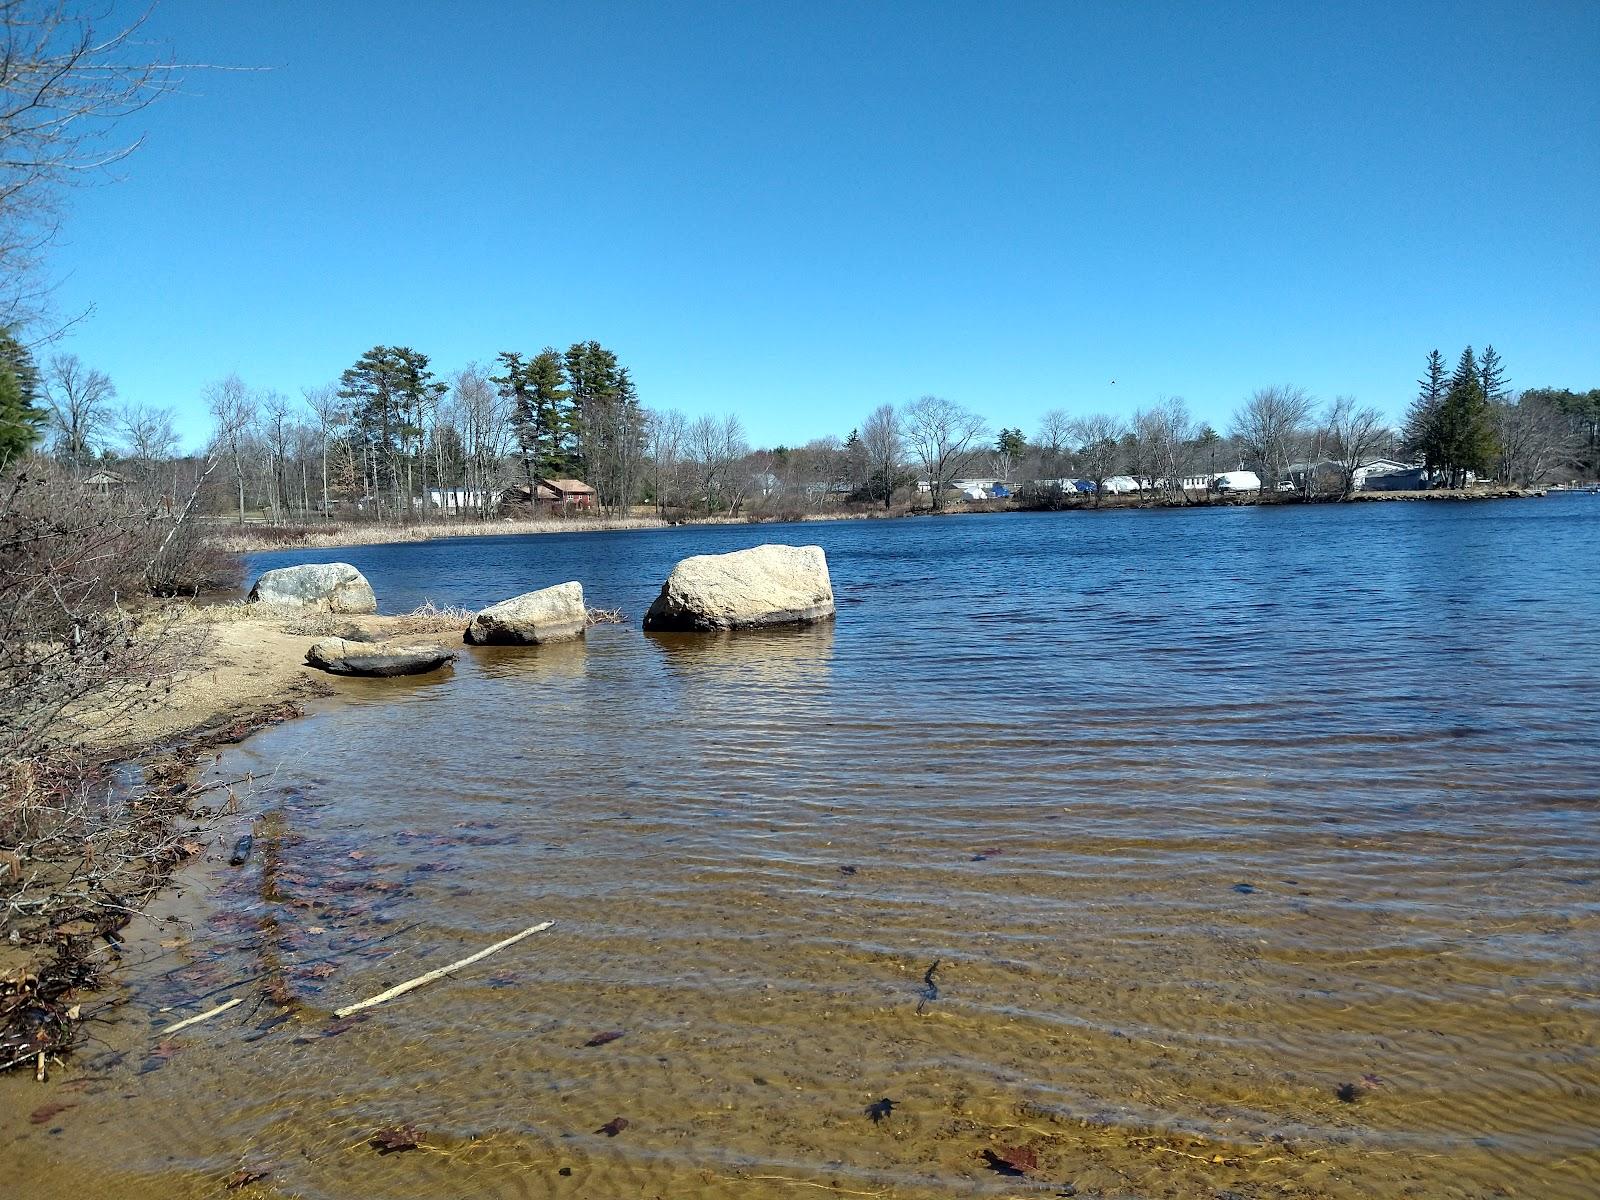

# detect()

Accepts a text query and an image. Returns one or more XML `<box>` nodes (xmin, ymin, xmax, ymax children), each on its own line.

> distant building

<box><xmin>1284</xmin><ymin>458</ymin><xmax>1420</xmax><ymax>493</ymax></box>
<box><xmin>1360</xmin><ymin>465</ymin><xmax>1431</xmax><ymax>491</ymax></box>
<box><xmin>82</xmin><ymin>467</ymin><xmax>130</xmax><ymax>493</ymax></box>
<box><xmin>950</xmin><ymin>477</ymin><xmax>1002</xmax><ymax>499</ymax></box>
<box><xmin>1214</xmin><ymin>470</ymin><xmax>1261</xmax><ymax>494</ymax></box>
<box><xmin>416</xmin><ymin>487</ymin><xmax>491</xmax><ymax>513</ymax></box>
<box><xmin>500</xmin><ymin>477</ymin><xmax>598</xmax><ymax>509</ymax></box>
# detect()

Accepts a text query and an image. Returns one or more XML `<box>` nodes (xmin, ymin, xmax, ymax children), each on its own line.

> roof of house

<box><xmin>82</xmin><ymin>468</ymin><xmax>130</xmax><ymax>485</ymax></box>
<box><xmin>541</xmin><ymin>478</ymin><xmax>596</xmax><ymax>494</ymax></box>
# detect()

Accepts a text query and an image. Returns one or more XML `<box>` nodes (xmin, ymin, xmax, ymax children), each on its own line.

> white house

<box><xmin>1214</xmin><ymin>470</ymin><xmax>1261</xmax><ymax>494</ymax></box>
<box><xmin>417</xmin><ymin>487</ymin><xmax>491</xmax><ymax>512</ymax></box>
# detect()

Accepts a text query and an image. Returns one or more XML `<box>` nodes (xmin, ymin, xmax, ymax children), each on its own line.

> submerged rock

<box><xmin>642</xmin><ymin>544</ymin><xmax>835</xmax><ymax>632</ymax></box>
<box><xmin>248</xmin><ymin>563</ymin><xmax>377</xmax><ymax>614</ymax></box>
<box><xmin>305</xmin><ymin>637</ymin><xmax>455</xmax><ymax>677</ymax></box>
<box><xmin>465</xmin><ymin>581</ymin><xmax>587</xmax><ymax>645</ymax></box>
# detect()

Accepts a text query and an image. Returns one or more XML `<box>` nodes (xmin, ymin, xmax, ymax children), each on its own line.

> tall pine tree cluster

<box><xmin>492</xmin><ymin>340</ymin><xmax>644</xmax><ymax>513</ymax></box>
<box><xmin>1403</xmin><ymin>345</ymin><xmax>1502</xmax><ymax>485</ymax></box>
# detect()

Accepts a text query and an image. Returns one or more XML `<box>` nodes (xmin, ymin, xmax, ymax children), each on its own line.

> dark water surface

<box><xmin>6</xmin><ymin>500</ymin><xmax>1599</xmax><ymax>1199</ymax></box>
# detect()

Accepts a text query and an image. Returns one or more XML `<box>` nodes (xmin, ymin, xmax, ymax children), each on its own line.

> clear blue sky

<box><xmin>49</xmin><ymin>0</ymin><xmax>1600</xmax><ymax>451</ymax></box>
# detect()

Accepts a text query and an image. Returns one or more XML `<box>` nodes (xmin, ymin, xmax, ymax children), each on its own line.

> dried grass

<box><xmin>209</xmin><ymin>515</ymin><xmax>670</xmax><ymax>554</ymax></box>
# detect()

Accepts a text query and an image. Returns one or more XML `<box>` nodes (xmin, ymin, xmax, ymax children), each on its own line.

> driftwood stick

<box><xmin>333</xmin><ymin>921</ymin><xmax>553</xmax><ymax>1019</ymax></box>
<box><xmin>160</xmin><ymin>996</ymin><xmax>246</xmax><ymax>1034</ymax></box>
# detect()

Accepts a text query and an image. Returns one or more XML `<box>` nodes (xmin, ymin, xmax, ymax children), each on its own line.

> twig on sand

<box><xmin>161</xmin><ymin>996</ymin><xmax>246</xmax><ymax>1034</ymax></box>
<box><xmin>333</xmin><ymin>921</ymin><xmax>553</xmax><ymax>1019</ymax></box>
<box><xmin>745</xmin><ymin>1176</ymin><xmax>890</xmax><ymax>1197</ymax></box>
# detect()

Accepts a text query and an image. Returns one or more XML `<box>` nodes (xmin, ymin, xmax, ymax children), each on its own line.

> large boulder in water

<box><xmin>465</xmin><ymin>581</ymin><xmax>587</xmax><ymax>645</ymax></box>
<box><xmin>643</xmin><ymin>544</ymin><xmax>835</xmax><ymax>632</ymax></box>
<box><xmin>248</xmin><ymin>563</ymin><xmax>377</xmax><ymax>614</ymax></box>
<box><xmin>306</xmin><ymin>637</ymin><xmax>455</xmax><ymax>677</ymax></box>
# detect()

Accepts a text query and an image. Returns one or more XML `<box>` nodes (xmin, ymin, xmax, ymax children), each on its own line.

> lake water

<box><xmin>5</xmin><ymin>500</ymin><xmax>1599</xmax><ymax>1199</ymax></box>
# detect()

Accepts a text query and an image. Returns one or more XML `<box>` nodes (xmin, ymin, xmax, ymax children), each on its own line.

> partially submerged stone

<box><xmin>248</xmin><ymin>563</ymin><xmax>377</xmax><ymax>614</ymax></box>
<box><xmin>464</xmin><ymin>581</ymin><xmax>587</xmax><ymax>645</ymax></box>
<box><xmin>642</xmin><ymin>544</ymin><xmax>835</xmax><ymax>632</ymax></box>
<box><xmin>305</xmin><ymin>637</ymin><xmax>455</xmax><ymax>677</ymax></box>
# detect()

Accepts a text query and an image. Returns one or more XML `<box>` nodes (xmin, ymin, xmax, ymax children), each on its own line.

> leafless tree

<box><xmin>1230</xmin><ymin>385</ymin><xmax>1315</xmax><ymax>500</ymax></box>
<box><xmin>646</xmin><ymin>407</ymin><xmax>687</xmax><ymax>514</ymax></box>
<box><xmin>302</xmin><ymin>383</ymin><xmax>341</xmax><ymax>519</ymax></box>
<box><xmin>1034</xmin><ymin>408</ymin><xmax>1073</xmax><ymax>478</ymax></box>
<box><xmin>1</xmin><ymin>3</ymin><xmax>183</xmax><ymax>328</ymax></box>
<box><xmin>1068</xmin><ymin>413</ymin><xmax>1126</xmax><ymax>506</ymax></box>
<box><xmin>1129</xmin><ymin>397</ymin><xmax>1196</xmax><ymax>500</ymax></box>
<box><xmin>258</xmin><ymin>390</ymin><xmax>295</xmax><ymax>523</ymax></box>
<box><xmin>113</xmin><ymin>401</ymin><xmax>177</xmax><ymax>463</ymax></box>
<box><xmin>443</xmin><ymin>363</ymin><xmax>505</xmax><ymax>518</ymax></box>
<box><xmin>902</xmin><ymin>395</ymin><xmax>987</xmax><ymax>511</ymax></box>
<box><xmin>1493</xmin><ymin>391</ymin><xmax>1581</xmax><ymax>485</ymax></box>
<box><xmin>204</xmin><ymin>373</ymin><xmax>255</xmax><ymax>525</ymax></box>
<box><xmin>860</xmin><ymin>403</ymin><xmax>902</xmax><ymax>509</ymax></box>
<box><xmin>687</xmin><ymin>413</ymin><xmax>747</xmax><ymax>514</ymax></box>
<box><xmin>42</xmin><ymin>352</ymin><xmax>113</xmax><ymax>468</ymax></box>
<box><xmin>1323</xmin><ymin>395</ymin><xmax>1389</xmax><ymax>498</ymax></box>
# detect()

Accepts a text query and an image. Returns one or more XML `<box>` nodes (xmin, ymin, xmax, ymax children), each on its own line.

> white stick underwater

<box><xmin>333</xmin><ymin>921</ymin><xmax>554</xmax><ymax>1019</ymax></box>
<box><xmin>160</xmin><ymin>996</ymin><xmax>246</xmax><ymax>1034</ymax></box>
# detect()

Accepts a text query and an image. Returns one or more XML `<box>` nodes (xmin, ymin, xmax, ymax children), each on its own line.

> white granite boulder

<box><xmin>642</xmin><ymin>544</ymin><xmax>835</xmax><ymax>632</ymax></box>
<box><xmin>248</xmin><ymin>563</ymin><xmax>377</xmax><ymax>614</ymax></box>
<box><xmin>464</xmin><ymin>581</ymin><xmax>587</xmax><ymax>645</ymax></box>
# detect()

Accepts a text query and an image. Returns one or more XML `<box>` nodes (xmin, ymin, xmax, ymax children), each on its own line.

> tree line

<box><xmin>3</xmin><ymin>334</ymin><xmax>1597</xmax><ymax>522</ymax></box>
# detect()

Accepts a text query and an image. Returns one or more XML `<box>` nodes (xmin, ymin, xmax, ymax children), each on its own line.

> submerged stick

<box><xmin>161</xmin><ymin>996</ymin><xmax>246</xmax><ymax>1034</ymax></box>
<box><xmin>333</xmin><ymin>921</ymin><xmax>553</xmax><ymax>1019</ymax></box>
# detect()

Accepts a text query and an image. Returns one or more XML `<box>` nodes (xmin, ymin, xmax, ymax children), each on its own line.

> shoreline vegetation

<box><xmin>211</xmin><ymin>483</ymin><xmax>1552</xmax><ymax>554</ymax></box>
<box><xmin>0</xmin><ymin>598</ymin><xmax>474</xmax><ymax>1077</ymax></box>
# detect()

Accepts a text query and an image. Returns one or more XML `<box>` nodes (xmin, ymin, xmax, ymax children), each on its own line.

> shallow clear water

<box><xmin>5</xmin><ymin>500</ymin><xmax>1599</xmax><ymax>1198</ymax></box>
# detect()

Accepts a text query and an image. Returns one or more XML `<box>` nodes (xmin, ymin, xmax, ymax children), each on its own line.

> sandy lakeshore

<box><xmin>2</xmin><ymin>603</ymin><xmax>471</xmax><ymax>1064</ymax></box>
<box><xmin>76</xmin><ymin>605</ymin><xmax>468</xmax><ymax>756</ymax></box>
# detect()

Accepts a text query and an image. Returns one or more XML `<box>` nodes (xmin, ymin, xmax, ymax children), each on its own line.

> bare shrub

<box><xmin>1</xmin><ymin>461</ymin><xmax>239</xmax><ymax>1074</ymax></box>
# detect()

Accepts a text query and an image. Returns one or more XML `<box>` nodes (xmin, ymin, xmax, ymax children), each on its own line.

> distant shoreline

<box><xmin>210</xmin><ymin>485</ymin><xmax>1551</xmax><ymax>555</ymax></box>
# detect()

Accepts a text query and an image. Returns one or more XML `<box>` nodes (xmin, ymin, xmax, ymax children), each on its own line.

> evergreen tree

<box><xmin>564</xmin><ymin>340</ymin><xmax>622</xmax><ymax>476</ymax></box>
<box><xmin>1403</xmin><ymin>349</ymin><xmax>1449</xmax><ymax>467</ymax></box>
<box><xmin>1478</xmin><ymin>344</ymin><xmax>1509</xmax><ymax>403</ymax></box>
<box><xmin>1435</xmin><ymin>347</ymin><xmax>1497</xmax><ymax>486</ymax></box>
<box><xmin>340</xmin><ymin>345</ymin><xmax>404</xmax><ymax>508</ymax></box>
<box><xmin>493</xmin><ymin>349</ymin><xmax>570</xmax><ymax>495</ymax></box>
<box><xmin>996</xmin><ymin>427</ymin><xmax>1026</xmax><ymax>459</ymax></box>
<box><xmin>529</xmin><ymin>349</ymin><xmax>574</xmax><ymax>474</ymax></box>
<box><xmin>0</xmin><ymin>327</ymin><xmax>45</xmax><ymax>462</ymax></box>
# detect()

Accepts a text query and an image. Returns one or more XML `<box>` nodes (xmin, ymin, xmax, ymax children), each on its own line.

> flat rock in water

<box><xmin>643</xmin><ymin>544</ymin><xmax>835</xmax><ymax>632</ymax></box>
<box><xmin>249</xmin><ymin>563</ymin><xmax>377</xmax><ymax>614</ymax></box>
<box><xmin>306</xmin><ymin>637</ymin><xmax>455</xmax><ymax>677</ymax></box>
<box><xmin>465</xmin><ymin>581</ymin><xmax>586</xmax><ymax>645</ymax></box>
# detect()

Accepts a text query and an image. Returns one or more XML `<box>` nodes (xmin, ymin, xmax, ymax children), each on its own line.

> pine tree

<box><xmin>1403</xmin><ymin>349</ymin><xmax>1449</xmax><ymax>468</ymax></box>
<box><xmin>1435</xmin><ymin>347</ymin><xmax>1497</xmax><ymax>486</ymax></box>
<box><xmin>493</xmin><ymin>350</ymin><xmax>570</xmax><ymax>495</ymax></box>
<box><xmin>339</xmin><ymin>346</ymin><xmax>406</xmax><ymax>514</ymax></box>
<box><xmin>1478</xmin><ymin>344</ymin><xmax>1509</xmax><ymax>403</ymax></box>
<box><xmin>528</xmin><ymin>349</ymin><xmax>572</xmax><ymax>474</ymax></box>
<box><xmin>0</xmin><ymin>327</ymin><xmax>45</xmax><ymax>462</ymax></box>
